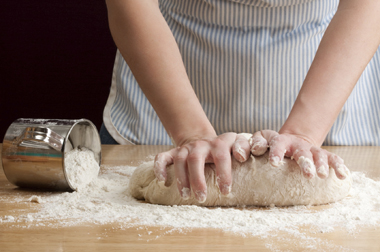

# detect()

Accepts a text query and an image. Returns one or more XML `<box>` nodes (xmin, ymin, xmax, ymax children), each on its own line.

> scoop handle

<box><xmin>17</xmin><ymin>126</ymin><xmax>64</xmax><ymax>152</ymax></box>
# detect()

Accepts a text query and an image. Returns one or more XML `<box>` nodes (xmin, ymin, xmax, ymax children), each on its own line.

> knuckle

<box><xmin>173</xmin><ymin>146</ymin><xmax>190</xmax><ymax>163</ymax></box>
<box><xmin>310</xmin><ymin>146</ymin><xmax>321</xmax><ymax>154</ymax></box>
<box><xmin>329</xmin><ymin>154</ymin><xmax>343</xmax><ymax>164</ymax></box>
<box><xmin>155</xmin><ymin>153</ymin><xmax>164</xmax><ymax>162</ymax></box>
<box><xmin>191</xmin><ymin>140</ymin><xmax>205</xmax><ymax>148</ymax></box>
<box><xmin>269</xmin><ymin>134</ymin><xmax>286</xmax><ymax>147</ymax></box>
<box><xmin>320</xmin><ymin>153</ymin><xmax>328</xmax><ymax>161</ymax></box>
<box><xmin>293</xmin><ymin>148</ymin><xmax>308</xmax><ymax>159</ymax></box>
<box><xmin>311</xmin><ymin>148</ymin><xmax>327</xmax><ymax>159</ymax></box>
<box><xmin>213</xmin><ymin>151</ymin><xmax>229</xmax><ymax>162</ymax></box>
<box><xmin>211</xmin><ymin>138</ymin><xmax>226</xmax><ymax>148</ymax></box>
<box><xmin>329</xmin><ymin>154</ymin><xmax>338</xmax><ymax>162</ymax></box>
<box><xmin>186</xmin><ymin>153</ymin><xmax>203</xmax><ymax>163</ymax></box>
<box><xmin>174</xmin><ymin>152</ymin><xmax>187</xmax><ymax>163</ymax></box>
<box><xmin>276</xmin><ymin>134</ymin><xmax>287</xmax><ymax>141</ymax></box>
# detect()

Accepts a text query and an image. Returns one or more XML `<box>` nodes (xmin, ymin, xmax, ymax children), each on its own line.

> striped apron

<box><xmin>103</xmin><ymin>0</ymin><xmax>380</xmax><ymax>145</ymax></box>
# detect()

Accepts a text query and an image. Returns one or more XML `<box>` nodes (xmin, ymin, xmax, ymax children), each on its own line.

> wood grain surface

<box><xmin>1</xmin><ymin>144</ymin><xmax>379</xmax><ymax>251</ymax></box>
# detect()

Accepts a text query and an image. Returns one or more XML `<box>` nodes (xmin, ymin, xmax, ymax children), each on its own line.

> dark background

<box><xmin>1</xmin><ymin>1</ymin><xmax>117</xmax><ymax>140</ymax></box>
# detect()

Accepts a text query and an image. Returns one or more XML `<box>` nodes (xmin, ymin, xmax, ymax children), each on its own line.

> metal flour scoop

<box><xmin>1</xmin><ymin>118</ymin><xmax>101</xmax><ymax>191</ymax></box>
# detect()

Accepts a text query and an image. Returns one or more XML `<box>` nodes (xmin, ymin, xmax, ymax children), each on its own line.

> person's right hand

<box><xmin>153</xmin><ymin>133</ymin><xmax>251</xmax><ymax>203</ymax></box>
<box><xmin>249</xmin><ymin>130</ymin><xmax>350</xmax><ymax>180</ymax></box>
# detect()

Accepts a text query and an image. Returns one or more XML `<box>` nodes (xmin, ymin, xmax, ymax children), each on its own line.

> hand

<box><xmin>153</xmin><ymin>133</ymin><xmax>251</xmax><ymax>203</ymax></box>
<box><xmin>250</xmin><ymin>130</ymin><xmax>349</xmax><ymax>180</ymax></box>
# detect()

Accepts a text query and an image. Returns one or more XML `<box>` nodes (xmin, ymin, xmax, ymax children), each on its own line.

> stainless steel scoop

<box><xmin>1</xmin><ymin>118</ymin><xmax>102</xmax><ymax>191</ymax></box>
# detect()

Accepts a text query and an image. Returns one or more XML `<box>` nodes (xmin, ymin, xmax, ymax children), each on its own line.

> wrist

<box><xmin>279</xmin><ymin>121</ymin><xmax>324</xmax><ymax>147</ymax></box>
<box><xmin>171</xmin><ymin>125</ymin><xmax>217</xmax><ymax>147</ymax></box>
<box><xmin>280</xmin><ymin>89</ymin><xmax>337</xmax><ymax>147</ymax></box>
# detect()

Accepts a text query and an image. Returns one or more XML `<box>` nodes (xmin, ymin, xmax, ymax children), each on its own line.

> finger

<box><xmin>211</xmin><ymin>139</ymin><xmax>232</xmax><ymax>196</ymax></box>
<box><xmin>173</xmin><ymin>147</ymin><xmax>191</xmax><ymax>200</ymax></box>
<box><xmin>154</xmin><ymin>148</ymin><xmax>177</xmax><ymax>183</ymax></box>
<box><xmin>328</xmin><ymin>153</ymin><xmax>349</xmax><ymax>180</ymax></box>
<box><xmin>232</xmin><ymin>134</ymin><xmax>251</xmax><ymax>163</ymax></box>
<box><xmin>250</xmin><ymin>132</ymin><xmax>269</xmax><ymax>156</ymax></box>
<box><xmin>186</xmin><ymin>144</ymin><xmax>208</xmax><ymax>203</ymax></box>
<box><xmin>267</xmin><ymin>134</ymin><xmax>289</xmax><ymax>167</ymax></box>
<box><xmin>292</xmin><ymin>147</ymin><xmax>316</xmax><ymax>179</ymax></box>
<box><xmin>310</xmin><ymin>146</ymin><xmax>329</xmax><ymax>179</ymax></box>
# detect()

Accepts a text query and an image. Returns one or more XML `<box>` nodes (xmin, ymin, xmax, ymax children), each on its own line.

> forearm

<box><xmin>106</xmin><ymin>0</ymin><xmax>215</xmax><ymax>145</ymax></box>
<box><xmin>280</xmin><ymin>0</ymin><xmax>380</xmax><ymax>146</ymax></box>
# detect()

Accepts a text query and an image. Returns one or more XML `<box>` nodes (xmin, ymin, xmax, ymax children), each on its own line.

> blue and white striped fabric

<box><xmin>103</xmin><ymin>0</ymin><xmax>380</xmax><ymax>145</ymax></box>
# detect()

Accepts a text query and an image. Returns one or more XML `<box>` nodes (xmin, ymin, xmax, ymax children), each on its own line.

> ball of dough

<box><xmin>129</xmin><ymin>152</ymin><xmax>352</xmax><ymax>207</ymax></box>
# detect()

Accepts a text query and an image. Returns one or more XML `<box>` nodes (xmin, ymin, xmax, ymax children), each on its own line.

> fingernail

<box><xmin>216</xmin><ymin>175</ymin><xmax>232</xmax><ymax>196</ymax></box>
<box><xmin>221</xmin><ymin>184</ymin><xmax>231</xmax><ymax>196</ymax></box>
<box><xmin>251</xmin><ymin>142</ymin><xmax>261</xmax><ymax>151</ymax></box>
<box><xmin>297</xmin><ymin>156</ymin><xmax>316</xmax><ymax>179</ymax></box>
<box><xmin>270</xmin><ymin>156</ymin><xmax>282</xmax><ymax>167</ymax></box>
<box><xmin>235</xmin><ymin>146</ymin><xmax>246</xmax><ymax>162</ymax></box>
<box><xmin>317</xmin><ymin>166</ymin><xmax>328</xmax><ymax>179</ymax></box>
<box><xmin>345</xmin><ymin>166</ymin><xmax>350</xmax><ymax>175</ymax></box>
<box><xmin>251</xmin><ymin>141</ymin><xmax>266</xmax><ymax>151</ymax></box>
<box><xmin>195</xmin><ymin>191</ymin><xmax>207</xmax><ymax>203</ymax></box>
<box><xmin>336</xmin><ymin>164</ymin><xmax>348</xmax><ymax>179</ymax></box>
<box><xmin>181</xmin><ymin>187</ymin><xmax>190</xmax><ymax>200</ymax></box>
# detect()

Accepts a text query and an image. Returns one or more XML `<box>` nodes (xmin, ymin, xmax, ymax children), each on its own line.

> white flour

<box><xmin>64</xmin><ymin>147</ymin><xmax>100</xmax><ymax>191</ymax></box>
<box><xmin>1</xmin><ymin>160</ymin><xmax>380</xmax><ymax>251</ymax></box>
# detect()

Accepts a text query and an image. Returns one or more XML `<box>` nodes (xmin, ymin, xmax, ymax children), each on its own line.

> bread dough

<box><xmin>129</xmin><ymin>144</ymin><xmax>352</xmax><ymax>207</ymax></box>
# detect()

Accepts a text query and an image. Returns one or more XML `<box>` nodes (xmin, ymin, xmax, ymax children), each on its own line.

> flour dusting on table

<box><xmin>1</xmin><ymin>160</ymin><xmax>380</xmax><ymax>251</ymax></box>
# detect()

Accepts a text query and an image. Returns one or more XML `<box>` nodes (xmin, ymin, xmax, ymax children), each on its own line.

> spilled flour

<box><xmin>1</xmin><ymin>159</ymin><xmax>380</xmax><ymax>250</ymax></box>
<box><xmin>64</xmin><ymin>147</ymin><xmax>100</xmax><ymax>191</ymax></box>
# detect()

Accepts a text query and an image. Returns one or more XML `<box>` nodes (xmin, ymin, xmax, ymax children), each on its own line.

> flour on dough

<box><xmin>129</xmin><ymin>136</ymin><xmax>352</xmax><ymax>207</ymax></box>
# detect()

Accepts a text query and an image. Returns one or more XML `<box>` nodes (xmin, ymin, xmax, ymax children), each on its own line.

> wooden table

<box><xmin>1</xmin><ymin>144</ymin><xmax>380</xmax><ymax>251</ymax></box>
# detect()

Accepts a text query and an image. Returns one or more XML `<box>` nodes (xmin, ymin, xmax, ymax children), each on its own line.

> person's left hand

<box><xmin>249</xmin><ymin>130</ymin><xmax>349</xmax><ymax>180</ymax></box>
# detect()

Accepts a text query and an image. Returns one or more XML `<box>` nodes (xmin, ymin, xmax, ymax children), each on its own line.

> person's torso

<box><xmin>104</xmin><ymin>0</ymin><xmax>380</xmax><ymax>145</ymax></box>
